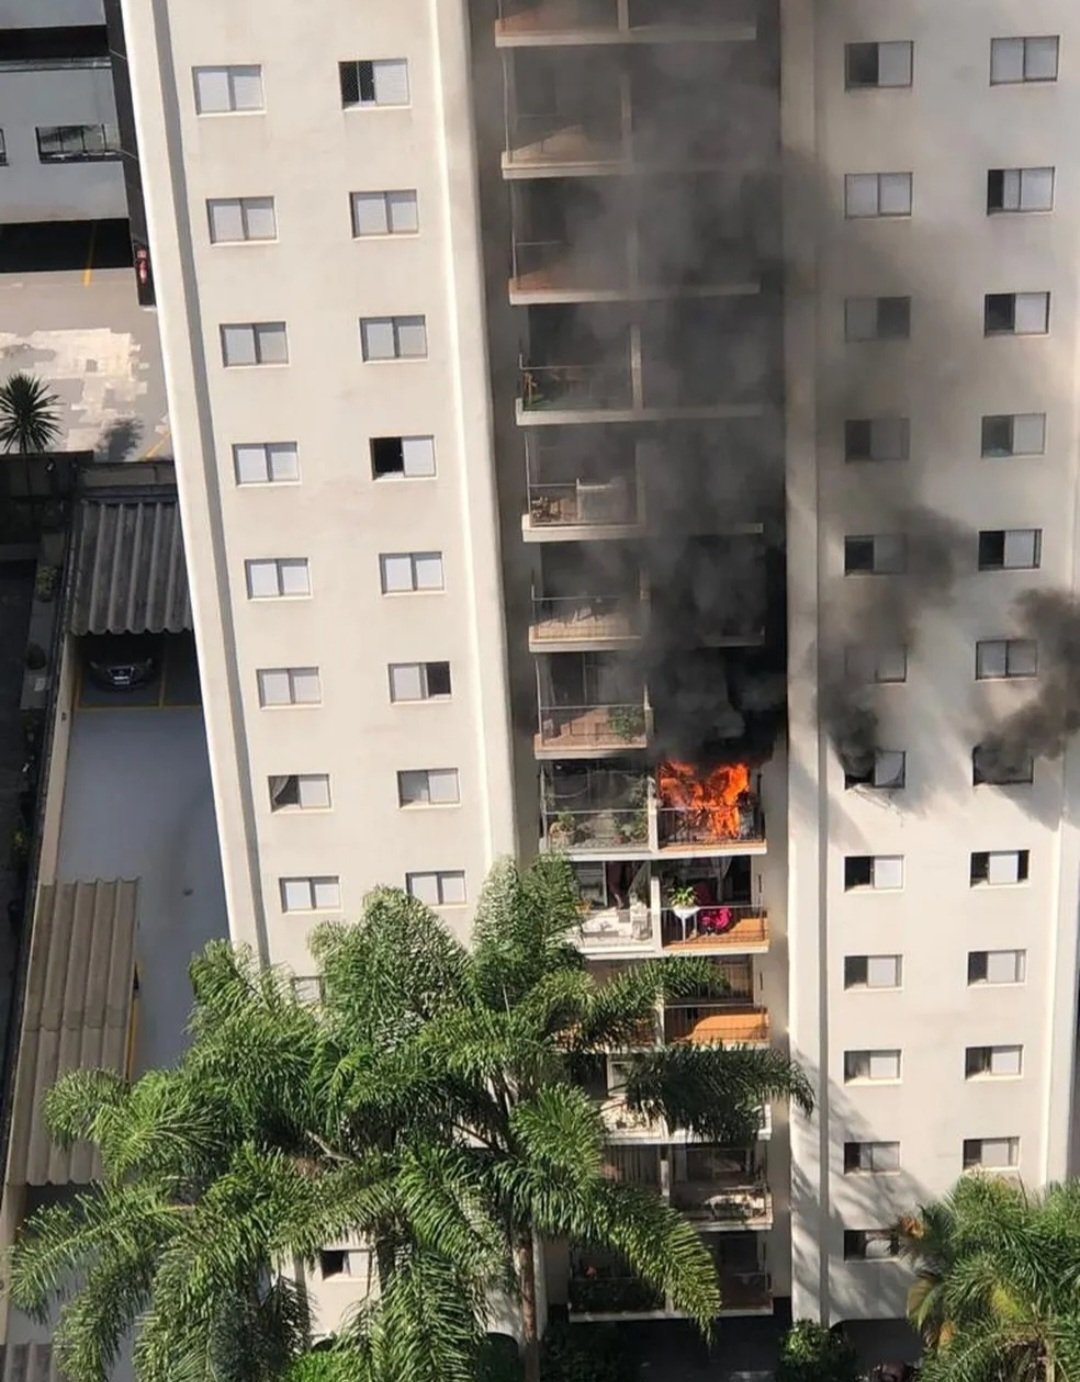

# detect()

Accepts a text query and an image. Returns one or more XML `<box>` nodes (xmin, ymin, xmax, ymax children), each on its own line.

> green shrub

<box><xmin>777</xmin><ymin>1320</ymin><xmax>858</xmax><ymax>1382</ymax></box>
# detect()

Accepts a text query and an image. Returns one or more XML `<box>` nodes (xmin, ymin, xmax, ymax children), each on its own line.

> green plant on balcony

<box><xmin>607</xmin><ymin>705</ymin><xmax>646</xmax><ymax>742</ymax></box>
<box><xmin>548</xmin><ymin>811</ymin><xmax>579</xmax><ymax>847</ymax></box>
<box><xmin>617</xmin><ymin>805</ymin><xmax>648</xmax><ymax>844</ymax></box>
<box><xmin>569</xmin><ymin>1272</ymin><xmax>664</xmax><ymax>1315</ymax></box>
<box><xmin>667</xmin><ymin>884</ymin><xmax>697</xmax><ymax>911</ymax></box>
<box><xmin>34</xmin><ymin>564</ymin><xmax>59</xmax><ymax>603</ymax></box>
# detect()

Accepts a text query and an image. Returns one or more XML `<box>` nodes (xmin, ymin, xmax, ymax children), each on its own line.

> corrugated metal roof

<box><xmin>69</xmin><ymin>498</ymin><xmax>192</xmax><ymax>635</ymax></box>
<box><xmin>7</xmin><ymin>880</ymin><xmax>139</xmax><ymax>1187</ymax></box>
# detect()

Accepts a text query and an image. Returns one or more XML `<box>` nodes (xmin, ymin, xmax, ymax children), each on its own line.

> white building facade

<box><xmin>115</xmin><ymin>0</ymin><xmax>1080</xmax><ymax>1334</ymax></box>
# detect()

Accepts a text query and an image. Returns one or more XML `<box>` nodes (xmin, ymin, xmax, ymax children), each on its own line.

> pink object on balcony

<box><xmin>698</xmin><ymin>905</ymin><xmax>735</xmax><ymax>935</ymax></box>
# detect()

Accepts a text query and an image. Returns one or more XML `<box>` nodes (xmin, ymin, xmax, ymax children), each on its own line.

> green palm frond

<box><xmin>0</xmin><ymin>372</ymin><xmax>61</xmax><ymax>454</ymax></box>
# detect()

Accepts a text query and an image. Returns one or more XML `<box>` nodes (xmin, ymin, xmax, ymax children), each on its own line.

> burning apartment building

<box><xmin>48</xmin><ymin>0</ymin><xmax>1080</xmax><ymax>1353</ymax></box>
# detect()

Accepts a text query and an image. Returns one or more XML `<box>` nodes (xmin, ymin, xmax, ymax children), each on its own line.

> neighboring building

<box><xmin>0</xmin><ymin>0</ymin><xmax>126</xmax><ymax>227</ymax></box>
<box><xmin>88</xmin><ymin>0</ymin><xmax>1080</xmax><ymax>1338</ymax></box>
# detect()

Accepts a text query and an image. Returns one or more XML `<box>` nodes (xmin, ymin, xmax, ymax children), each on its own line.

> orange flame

<box><xmin>658</xmin><ymin>760</ymin><xmax>750</xmax><ymax>840</ymax></box>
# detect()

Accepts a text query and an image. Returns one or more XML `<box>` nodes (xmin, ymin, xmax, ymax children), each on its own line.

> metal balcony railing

<box><xmin>661</xmin><ymin>905</ymin><xmax>769</xmax><ymax>950</ymax></box>
<box><xmin>656</xmin><ymin>799</ymin><xmax>765</xmax><ymax>849</ymax></box>
<box><xmin>671</xmin><ymin>1181</ymin><xmax>772</xmax><ymax>1226</ymax></box>
<box><xmin>664</xmin><ymin>1005</ymin><xmax>769</xmax><ymax>1045</ymax></box>
<box><xmin>544</xmin><ymin>805</ymin><xmax>649</xmax><ymax>850</ymax></box>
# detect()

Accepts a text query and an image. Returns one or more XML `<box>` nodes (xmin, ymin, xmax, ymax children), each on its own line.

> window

<box><xmin>973</xmin><ymin>750</ymin><xmax>1034</xmax><ymax>786</ymax></box>
<box><xmin>965</xmin><ymin>1045</ymin><xmax>1023</xmax><ymax>1079</ymax></box>
<box><xmin>388</xmin><ymin>661</ymin><xmax>452</xmax><ymax>702</ymax></box>
<box><xmin>291</xmin><ymin>975</ymin><xmax>325</xmax><ymax>1004</ymax></box>
<box><xmin>981</xmin><ymin>413</ymin><xmax>1046</xmax><ymax>458</ymax></box>
<box><xmin>371</xmin><ymin>436</ymin><xmax>436</xmax><ymax>479</ymax></box>
<box><xmin>257</xmin><ymin>667</ymin><xmax>321</xmax><ymax>707</ymax></box>
<box><xmin>975</xmin><ymin>639</ymin><xmax>1037</xmax><ymax>679</ymax></box>
<box><xmin>380</xmin><ymin>551</ymin><xmax>444</xmax><ymax>593</ymax></box>
<box><xmin>845</xmin><ymin>296</ymin><xmax>911</xmax><ymax>342</ymax></box>
<box><xmin>360</xmin><ymin>316</ymin><xmax>427</xmax><ymax>360</ymax></box>
<box><xmin>990</xmin><ymin>37</ymin><xmax>1059</xmax><ymax>85</ymax></box>
<box><xmin>968</xmin><ymin>950</ymin><xmax>1026</xmax><ymax>985</ymax></box>
<box><xmin>845</xmin><ymin>644</ymin><xmax>907</xmax><ymax>683</ymax></box>
<box><xmin>845</xmin><ymin>42</ymin><xmax>913</xmax><ymax>90</ymax></box>
<box><xmin>845</xmin><ymin>173</ymin><xmax>912</xmax><ymax>218</ymax></box>
<box><xmin>970</xmin><ymin>850</ymin><xmax>1029</xmax><ymax>885</ymax></box>
<box><xmin>844</xmin><ymin>1230</ymin><xmax>901</xmax><ymax>1261</ymax></box>
<box><xmin>339</xmin><ymin>59</ymin><xmax>410</xmax><ymax>108</ymax></box>
<box><xmin>844</xmin><ymin>1142</ymin><xmax>900</xmax><ymax>1174</ymax></box>
<box><xmin>844</xmin><ymin>535</ymin><xmax>905</xmax><ymax>574</ymax></box>
<box><xmin>845</xmin><ymin>750</ymin><xmax>906</xmax><ymax>790</ymax></box>
<box><xmin>193</xmin><ymin>65</ymin><xmax>264</xmax><ymax>113</ymax></box>
<box><xmin>406</xmin><ymin>870</ymin><xmax>467</xmax><ymax>906</ymax></box>
<box><xmin>269</xmin><ymin>774</ymin><xmax>331</xmax><ymax>811</ymax></box>
<box><xmin>844</xmin><ymin>855</ymin><xmax>903</xmax><ymax>890</ymax></box>
<box><xmin>963</xmin><ymin>1138</ymin><xmax>1019</xmax><ymax>1171</ymax></box>
<box><xmin>987</xmin><ymin>168</ymin><xmax>1055</xmax><ymax>214</ymax></box>
<box><xmin>397</xmin><ymin>768</ymin><xmax>460</xmax><ymax>806</ymax></box>
<box><xmin>245</xmin><ymin>558</ymin><xmax>310</xmax><ymax>598</ymax></box>
<box><xmin>221</xmin><ymin>322</ymin><xmax>289</xmax><ymax>366</ymax></box>
<box><xmin>233</xmin><ymin>442</ymin><xmax>299</xmax><ymax>484</ymax></box>
<box><xmin>844</xmin><ymin>1049</ymin><xmax>901</xmax><ymax>1083</ymax></box>
<box><xmin>844</xmin><ymin>955</ymin><xmax>903</xmax><ymax>990</ymax></box>
<box><xmin>978</xmin><ymin>529</ymin><xmax>1041</xmax><ymax>571</ymax></box>
<box><xmin>984</xmin><ymin>293</ymin><xmax>1050</xmax><ymax>336</ymax></box>
<box><xmin>36</xmin><ymin>124</ymin><xmax>120</xmax><ymax>162</ymax></box>
<box><xmin>351</xmin><ymin>190</ymin><xmax>419</xmax><ymax>237</ymax></box>
<box><xmin>319</xmin><ymin>1248</ymin><xmax>372</xmax><ymax>1279</ymax></box>
<box><xmin>845</xmin><ymin>417</ymin><xmax>910</xmax><ymax>462</ymax></box>
<box><xmin>280</xmin><ymin>876</ymin><xmax>342</xmax><ymax>912</ymax></box>
<box><xmin>0</xmin><ymin>131</ymin><xmax>6</xmax><ymax>166</ymax></box>
<box><xmin>207</xmin><ymin>197</ymin><xmax>277</xmax><ymax>242</ymax></box>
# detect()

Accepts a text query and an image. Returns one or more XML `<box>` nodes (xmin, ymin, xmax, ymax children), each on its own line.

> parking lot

<box><xmin>76</xmin><ymin>632</ymin><xmax>201</xmax><ymax>710</ymax></box>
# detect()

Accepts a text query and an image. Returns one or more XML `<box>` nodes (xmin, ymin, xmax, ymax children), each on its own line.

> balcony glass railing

<box><xmin>664</xmin><ymin>1005</ymin><xmax>769</xmax><ymax>1045</ymax></box>
<box><xmin>527</xmin><ymin>479</ymin><xmax>638</xmax><ymax>528</ymax></box>
<box><xmin>671</xmin><ymin>1181</ymin><xmax>771</xmax><ymax>1226</ymax></box>
<box><xmin>576</xmin><ymin>900</ymin><xmax>654</xmax><ymax>949</ymax></box>
<box><xmin>544</xmin><ymin>806</ymin><xmax>649</xmax><ymax>850</ymax></box>
<box><xmin>530</xmin><ymin>595</ymin><xmax>644</xmax><ymax>643</ymax></box>
<box><xmin>520</xmin><ymin>362</ymin><xmax>632</xmax><ymax>412</ymax></box>
<box><xmin>496</xmin><ymin>0</ymin><xmax>617</xmax><ymax>36</ymax></box>
<box><xmin>538</xmin><ymin>703</ymin><xmax>648</xmax><ymax>750</ymax></box>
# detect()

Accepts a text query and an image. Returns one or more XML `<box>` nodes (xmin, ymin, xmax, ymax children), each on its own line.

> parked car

<box><xmin>82</xmin><ymin>634</ymin><xmax>161</xmax><ymax>691</ymax></box>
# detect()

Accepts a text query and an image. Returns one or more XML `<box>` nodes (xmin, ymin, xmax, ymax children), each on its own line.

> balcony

<box><xmin>671</xmin><ymin>1181</ymin><xmax>772</xmax><ymax>1230</ymax></box>
<box><xmin>542</xmin><ymin>763</ymin><xmax>649</xmax><ymax>853</ymax></box>
<box><xmin>524</xmin><ymin>477</ymin><xmax>642</xmax><ymax>541</ymax></box>
<box><xmin>536</xmin><ymin>703</ymin><xmax>650</xmax><ymax>757</ymax></box>
<box><xmin>656</xmin><ymin>763</ymin><xmax>766</xmax><ymax>855</ymax></box>
<box><xmin>529</xmin><ymin>592</ymin><xmax>645</xmax><ymax>652</ymax></box>
<box><xmin>575</xmin><ymin>897</ymin><xmax>654</xmax><ymax>953</ymax></box>
<box><xmin>664</xmin><ymin>1004</ymin><xmax>770</xmax><ymax>1046</ymax></box>
<box><xmin>494</xmin><ymin>0</ymin><xmax>757</xmax><ymax>47</ymax></box>
<box><xmin>662</xmin><ymin>905</ymin><xmax>769</xmax><ymax>954</ymax></box>
<box><xmin>720</xmin><ymin>1270</ymin><xmax>772</xmax><ymax>1314</ymax></box>
<box><xmin>503</xmin><ymin>108</ymin><xmax>627</xmax><ymax>179</ymax></box>
<box><xmin>568</xmin><ymin>1246</ymin><xmax>771</xmax><ymax>1319</ymax></box>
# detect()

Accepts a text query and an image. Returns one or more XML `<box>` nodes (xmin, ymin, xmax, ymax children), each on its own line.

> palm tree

<box><xmin>898</xmin><ymin>1175</ymin><xmax>1080</xmax><ymax>1382</ymax></box>
<box><xmin>313</xmin><ymin>856</ymin><xmax>813</xmax><ymax>1382</ymax></box>
<box><xmin>0</xmin><ymin>372</ymin><xmax>61</xmax><ymax>453</ymax></box>
<box><xmin>10</xmin><ymin>857</ymin><xmax>812</xmax><ymax>1382</ymax></box>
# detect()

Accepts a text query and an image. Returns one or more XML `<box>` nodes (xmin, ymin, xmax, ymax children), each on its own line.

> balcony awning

<box><xmin>69</xmin><ymin>498</ymin><xmax>192</xmax><ymax>635</ymax></box>
<box><xmin>7</xmin><ymin>879</ymin><xmax>139</xmax><ymax>1187</ymax></box>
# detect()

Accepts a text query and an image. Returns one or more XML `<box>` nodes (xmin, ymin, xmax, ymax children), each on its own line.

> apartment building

<box><xmin>785</xmin><ymin>0</ymin><xmax>1080</xmax><ymax>1325</ymax></box>
<box><xmin>106</xmin><ymin>0</ymin><xmax>1080</xmax><ymax>1340</ymax></box>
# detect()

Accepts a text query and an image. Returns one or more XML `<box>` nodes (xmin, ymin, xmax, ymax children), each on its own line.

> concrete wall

<box><xmin>785</xmin><ymin>0</ymin><xmax>1080</xmax><ymax>1323</ymax></box>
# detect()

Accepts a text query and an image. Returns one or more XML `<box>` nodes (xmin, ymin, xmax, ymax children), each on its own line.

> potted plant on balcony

<box><xmin>667</xmin><ymin>884</ymin><xmax>698</xmax><ymax>923</ymax></box>
<box><xmin>608</xmin><ymin>705</ymin><xmax>646</xmax><ymax>742</ymax></box>
<box><xmin>548</xmin><ymin>811</ymin><xmax>578</xmax><ymax>848</ymax></box>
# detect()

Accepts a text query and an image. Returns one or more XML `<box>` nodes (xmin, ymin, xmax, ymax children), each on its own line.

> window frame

<box><xmin>843</xmin><ymin>1049</ymin><xmax>901</xmax><ymax>1083</ymax></box>
<box><xmin>370</xmin><ymin>435</ymin><xmax>436</xmax><ymax>480</ymax></box>
<box><xmin>339</xmin><ymin>58</ymin><xmax>411</xmax><ymax>109</ymax></box>
<box><xmin>350</xmin><ymin>189</ymin><xmax>420</xmax><ymax>237</ymax></box>
<box><xmin>844</xmin><ymin>172</ymin><xmax>913</xmax><ymax>219</ymax></box>
<box><xmin>844</xmin><ymin>954</ymin><xmax>903</xmax><ymax>990</ymax></box>
<box><xmin>984</xmin><ymin>292</ymin><xmax>1050</xmax><ymax>337</ymax></box>
<box><xmin>965</xmin><ymin>1044</ymin><xmax>1023</xmax><ymax>1079</ymax></box>
<box><xmin>279</xmin><ymin>875</ymin><xmax>342</xmax><ymax>913</ymax></box>
<box><xmin>207</xmin><ymin>196</ymin><xmax>278</xmax><ymax>243</ymax></box>
<box><xmin>233</xmin><ymin>442</ymin><xmax>300</xmax><ymax>485</ymax></box>
<box><xmin>844</xmin><ymin>1229</ymin><xmax>902</xmax><ymax>1262</ymax></box>
<box><xmin>256</xmin><ymin>666</ymin><xmax>322</xmax><ymax>708</ymax></box>
<box><xmin>269</xmin><ymin>774</ymin><xmax>332</xmax><ymax>812</ymax></box>
<box><xmin>35</xmin><ymin>123</ymin><xmax>120</xmax><ymax>163</ymax></box>
<box><xmin>245</xmin><ymin>557</ymin><xmax>311</xmax><ymax>599</ymax></box>
<box><xmin>193</xmin><ymin>64</ymin><xmax>265</xmax><ymax>114</ymax></box>
<box><xmin>977</xmin><ymin>528</ymin><xmax>1042</xmax><ymax>571</ymax></box>
<box><xmin>379</xmin><ymin>551</ymin><xmax>444</xmax><ymax>594</ymax></box>
<box><xmin>844</xmin><ymin>295</ymin><xmax>911</xmax><ymax>342</ymax></box>
<box><xmin>990</xmin><ymin>36</ymin><xmax>1059</xmax><ymax>85</ymax></box>
<box><xmin>974</xmin><ymin>638</ymin><xmax>1038</xmax><ymax>679</ymax></box>
<box><xmin>220</xmin><ymin>321</ymin><xmax>289</xmax><ymax>367</ymax></box>
<box><xmin>970</xmin><ymin>849</ymin><xmax>1029</xmax><ymax>886</ymax></box>
<box><xmin>987</xmin><ymin>167</ymin><xmax>1055</xmax><ymax>214</ymax></box>
<box><xmin>405</xmin><ymin>870</ymin><xmax>468</xmax><ymax>906</ymax></box>
<box><xmin>963</xmin><ymin>1137</ymin><xmax>1020</xmax><ymax>1171</ymax></box>
<box><xmin>843</xmin><ymin>1141</ymin><xmax>901</xmax><ymax>1174</ymax></box>
<box><xmin>844</xmin><ymin>416</ymin><xmax>910</xmax><ymax>462</ymax></box>
<box><xmin>388</xmin><ymin>661</ymin><xmax>452</xmax><ymax>702</ymax></box>
<box><xmin>844</xmin><ymin>41</ymin><xmax>914</xmax><ymax>91</ymax></box>
<box><xmin>967</xmin><ymin>950</ymin><xmax>1026</xmax><ymax>986</ymax></box>
<box><xmin>359</xmin><ymin>315</ymin><xmax>428</xmax><ymax>361</ymax></box>
<box><xmin>980</xmin><ymin>412</ymin><xmax>1046</xmax><ymax>458</ymax></box>
<box><xmin>396</xmin><ymin>768</ymin><xmax>461</xmax><ymax>808</ymax></box>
